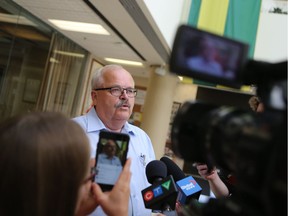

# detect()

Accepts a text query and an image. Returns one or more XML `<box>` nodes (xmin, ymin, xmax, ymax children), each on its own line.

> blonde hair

<box><xmin>0</xmin><ymin>112</ymin><xmax>90</xmax><ymax>216</ymax></box>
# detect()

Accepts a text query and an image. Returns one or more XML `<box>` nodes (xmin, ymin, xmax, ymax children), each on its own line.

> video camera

<box><xmin>169</xmin><ymin>25</ymin><xmax>287</xmax><ymax>216</ymax></box>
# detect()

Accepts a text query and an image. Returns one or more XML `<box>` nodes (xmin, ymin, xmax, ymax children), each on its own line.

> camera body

<box><xmin>169</xmin><ymin>25</ymin><xmax>287</xmax><ymax>216</ymax></box>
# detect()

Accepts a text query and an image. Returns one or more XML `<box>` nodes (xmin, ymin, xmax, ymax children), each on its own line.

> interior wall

<box><xmin>143</xmin><ymin>0</ymin><xmax>191</xmax><ymax>48</ymax></box>
<box><xmin>254</xmin><ymin>12</ymin><xmax>287</xmax><ymax>62</ymax></box>
<box><xmin>134</xmin><ymin>76</ymin><xmax>150</xmax><ymax>88</ymax></box>
<box><xmin>174</xmin><ymin>82</ymin><xmax>198</xmax><ymax>103</ymax></box>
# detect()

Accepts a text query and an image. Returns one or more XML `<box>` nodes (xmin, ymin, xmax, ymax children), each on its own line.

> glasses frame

<box><xmin>83</xmin><ymin>167</ymin><xmax>96</xmax><ymax>183</ymax></box>
<box><xmin>93</xmin><ymin>86</ymin><xmax>137</xmax><ymax>98</ymax></box>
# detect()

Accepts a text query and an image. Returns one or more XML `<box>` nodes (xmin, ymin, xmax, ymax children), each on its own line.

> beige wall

<box><xmin>174</xmin><ymin>82</ymin><xmax>198</xmax><ymax>103</ymax></box>
<box><xmin>140</xmin><ymin>67</ymin><xmax>179</xmax><ymax>160</ymax></box>
<box><xmin>134</xmin><ymin>76</ymin><xmax>150</xmax><ymax>88</ymax></box>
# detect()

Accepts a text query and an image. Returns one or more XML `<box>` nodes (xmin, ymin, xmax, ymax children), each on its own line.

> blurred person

<box><xmin>73</xmin><ymin>65</ymin><xmax>156</xmax><ymax>216</ymax></box>
<box><xmin>98</xmin><ymin>139</ymin><xmax>122</xmax><ymax>166</ymax></box>
<box><xmin>186</xmin><ymin>36</ymin><xmax>223</xmax><ymax>76</ymax></box>
<box><xmin>0</xmin><ymin>112</ymin><xmax>131</xmax><ymax>216</ymax></box>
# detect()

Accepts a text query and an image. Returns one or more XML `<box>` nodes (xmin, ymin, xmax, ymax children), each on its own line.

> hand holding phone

<box><xmin>93</xmin><ymin>131</ymin><xmax>130</xmax><ymax>191</ymax></box>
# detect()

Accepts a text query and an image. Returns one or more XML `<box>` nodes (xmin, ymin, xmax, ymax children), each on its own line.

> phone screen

<box><xmin>94</xmin><ymin>131</ymin><xmax>130</xmax><ymax>191</ymax></box>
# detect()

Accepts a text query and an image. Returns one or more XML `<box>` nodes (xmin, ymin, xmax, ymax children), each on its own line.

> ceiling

<box><xmin>12</xmin><ymin>0</ymin><xmax>171</xmax><ymax>78</ymax></box>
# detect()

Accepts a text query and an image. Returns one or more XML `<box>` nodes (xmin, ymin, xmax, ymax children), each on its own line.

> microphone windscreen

<box><xmin>160</xmin><ymin>156</ymin><xmax>186</xmax><ymax>181</ymax></box>
<box><xmin>145</xmin><ymin>160</ymin><xmax>167</xmax><ymax>184</ymax></box>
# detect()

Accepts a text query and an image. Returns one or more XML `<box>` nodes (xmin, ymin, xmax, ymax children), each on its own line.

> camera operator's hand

<box><xmin>195</xmin><ymin>163</ymin><xmax>230</xmax><ymax>198</ymax></box>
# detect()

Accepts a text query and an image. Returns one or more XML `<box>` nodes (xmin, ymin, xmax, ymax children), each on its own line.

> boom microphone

<box><xmin>141</xmin><ymin>160</ymin><xmax>178</xmax><ymax>214</ymax></box>
<box><xmin>160</xmin><ymin>156</ymin><xmax>202</xmax><ymax>205</ymax></box>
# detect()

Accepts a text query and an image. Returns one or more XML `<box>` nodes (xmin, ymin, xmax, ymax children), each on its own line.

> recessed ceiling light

<box><xmin>50</xmin><ymin>57</ymin><xmax>60</xmax><ymax>63</ymax></box>
<box><xmin>53</xmin><ymin>50</ymin><xmax>85</xmax><ymax>58</ymax></box>
<box><xmin>48</xmin><ymin>19</ymin><xmax>110</xmax><ymax>35</ymax></box>
<box><xmin>104</xmin><ymin>58</ymin><xmax>143</xmax><ymax>67</ymax></box>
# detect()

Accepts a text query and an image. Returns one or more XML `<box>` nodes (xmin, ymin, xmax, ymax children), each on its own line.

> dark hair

<box><xmin>0</xmin><ymin>112</ymin><xmax>90</xmax><ymax>216</ymax></box>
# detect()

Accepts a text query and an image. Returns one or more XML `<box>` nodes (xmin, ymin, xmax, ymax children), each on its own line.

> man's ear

<box><xmin>91</xmin><ymin>90</ymin><xmax>97</xmax><ymax>99</ymax></box>
<box><xmin>91</xmin><ymin>91</ymin><xmax>98</xmax><ymax>105</ymax></box>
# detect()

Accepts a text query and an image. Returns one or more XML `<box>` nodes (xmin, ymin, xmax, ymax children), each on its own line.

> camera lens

<box><xmin>171</xmin><ymin>100</ymin><xmax>258</xmax><ymax>172</ymax></box>
<box><xmin>171</xmin><ymin>101</ymin><xmax>218</xmax><ymax>165</ymax></box>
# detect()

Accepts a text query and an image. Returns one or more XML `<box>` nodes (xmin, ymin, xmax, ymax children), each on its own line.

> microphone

<box><xmin>141</xmin><ymin>160</ymin><xmax>178</xmax><ymax>214</ymax></box>
<box><xmin>160</xmin><ymin>156</ymin><xmax>202</xmax><ymax>205</ymax></box>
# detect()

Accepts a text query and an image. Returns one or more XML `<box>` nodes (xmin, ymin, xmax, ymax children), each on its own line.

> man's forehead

<box><xmin>104</xmin><ymin>69</ymin><xmax>134</xmax><ymax>86</ymax></box>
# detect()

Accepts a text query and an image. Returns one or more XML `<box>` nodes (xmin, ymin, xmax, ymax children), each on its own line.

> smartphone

<box><xmin>93</xmin><ymin>131</ymin><xmax>130</xmax><ymax>191</ymax></box>
<box><xmin>170</xmin><ymin>25</ymin><xmax>249</xmax><ymax>88</ymax></box>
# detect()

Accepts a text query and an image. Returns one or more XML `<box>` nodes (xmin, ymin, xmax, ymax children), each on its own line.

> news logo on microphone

<box><xmin>176</xmin><ymin>175</ymin><xmax>202</xmax><ymax>204</ymax></box>
<box><xmin>160</xmin><ymin>156</ymin><xmax>202</xmax><ymax>205</ymax></box>
<box><xmin>141</xmin><ymin>175</ymin><xmax>178</xmax><ymax>210</ymax></box>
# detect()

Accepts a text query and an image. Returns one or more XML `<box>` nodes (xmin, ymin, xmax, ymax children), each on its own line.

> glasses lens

<box><xmin>83</xmin><ymin>167</ymin><xmax>96</xmax><ymax>183</ymax></box>
<box><xmin>126</xmin><ymin>88</ymin><xmax>136</xmax><ymax>97</ymax></box>
<box><xmin>110</xmin><ymin>87</ymin><xmax>122</xmax><ymax>96</ymax></box>
<box><xmin>110</xmin><ymin>87</ymin><xmax>137</xmax><ymax>97</ymax></box>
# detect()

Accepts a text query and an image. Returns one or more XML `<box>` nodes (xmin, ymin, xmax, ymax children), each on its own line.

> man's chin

<box><xmin>115</xmin><ymin>111</ymin><xmax>131</xmax><ymax>121</ymax></box>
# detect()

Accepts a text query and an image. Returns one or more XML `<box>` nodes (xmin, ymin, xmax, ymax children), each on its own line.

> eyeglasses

<box><xmin>94</xmin><ymin>86</ymin><xmax>137</xmax><ymax>98</ymax></box>
<box><xmin>83</xmin><ymin>167</ymin><xmax>96</xmax><ymax>184</ymax></box>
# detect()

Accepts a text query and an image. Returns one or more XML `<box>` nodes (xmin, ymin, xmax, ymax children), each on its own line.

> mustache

<box><xmin>114</xmin><ymin>99</ymin><xmax>130</xmax><ymax>108</ymax></box>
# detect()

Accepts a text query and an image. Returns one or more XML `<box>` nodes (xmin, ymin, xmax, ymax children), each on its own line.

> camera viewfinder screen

<box><xmin>170</xmin><ymin>25</ymin><xmax>249</xmax><ymax>88</ymax></box>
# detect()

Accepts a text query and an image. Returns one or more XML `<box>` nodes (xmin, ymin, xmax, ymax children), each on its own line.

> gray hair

<box><xmin>91</xmin><ymin>64</ymin><xmax>125</xmax><ymax>90</ymax></box>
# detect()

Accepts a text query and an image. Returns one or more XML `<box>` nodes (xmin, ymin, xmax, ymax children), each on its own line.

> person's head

<box><xmin>199</xmin><ymin>37</ymin><xmax>217</xmax><ymax>61</ymax></box>
<box><xmin>200</xmin><ymin>37</ymin><xmax>216</xmax><ymax>57</ymax></box>
<box><xmin>248</xmin><ymin>96</ymin><xmax>264</xmax><ymax>113</ymax></box>
<box><xmin>0</xmin><ymin>112</ymin><xmax>91</xmax><ymax>216</ymax></box>
<box><xmin>103</xmin><ymin>139</ymin><xmax>118</xmax><ymax>158</ymax></box>
<box><xmin>91</xmin><ymin>65</ymin><xmax>137</xmax><ymax>131</ymax></box>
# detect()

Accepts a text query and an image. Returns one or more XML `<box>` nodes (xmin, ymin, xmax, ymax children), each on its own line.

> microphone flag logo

<box><xmin>153</xmin><ymin>186</ymin><xmax>163</xmax><ymax>198</ymax></box>
<box><xmin>141</xmin><ymin>175</ymin><xmax>178</xmax><ymax>210</ymax></box>
<box><xmin>162</xmin><ymin>179</ymin><xmax>171</xmax><ymax>190</ymax></box>
<box><xmin>176</xmin><ymin>175</ymin><xmax>202</xmax><ymax>204</ymax></box>
<box><xmin>143</xmin><ymin>191</ymin><xmax>154</xmax><ymax>201</ymax></box>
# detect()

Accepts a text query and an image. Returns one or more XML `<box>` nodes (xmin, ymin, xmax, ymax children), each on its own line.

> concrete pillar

<box><xmin>141</xmin><ymin>66</ymin><xmax>179</xmax><ymax>160</ymax></box>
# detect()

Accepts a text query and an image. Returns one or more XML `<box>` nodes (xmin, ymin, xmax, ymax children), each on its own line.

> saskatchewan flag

<box><xmin>183</xmin><ymin>0</ymin><xmax>262</xmax><ymax>89</ymax></box>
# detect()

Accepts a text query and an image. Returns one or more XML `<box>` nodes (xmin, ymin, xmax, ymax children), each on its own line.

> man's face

<box><xmin>92</xmin><ymin>68</ymin><xmax>135</xmax><ymax>127</ymax></box>
<box><xmin>104</xmin><ymin>140</ymin><xmax>117</xmax><ymax>157</ymax></box>
<box><xmin>202</xmin><ymin>41</ymin><xmax>217</xmax><ymax>61</ymax></box>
